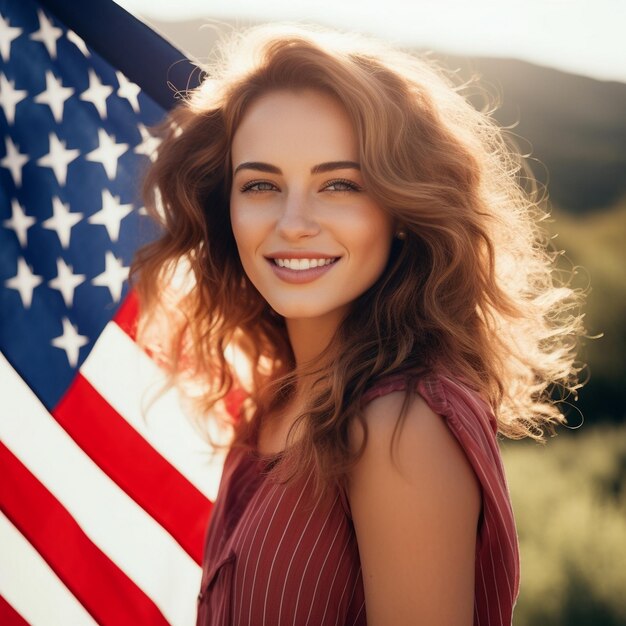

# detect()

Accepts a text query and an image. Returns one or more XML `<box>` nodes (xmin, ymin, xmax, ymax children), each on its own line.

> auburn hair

<box><xmin>131</xmin><ymin>23</ymin><xmax>586</xmax><ymax>499</ymax></box>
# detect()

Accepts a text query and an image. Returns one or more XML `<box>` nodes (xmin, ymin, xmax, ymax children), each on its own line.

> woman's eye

<box><xmin>240</xmin><ymin>181</ymin><xmax>277</xmax><ymax>193</ymax></box>
<box><xmin>324</xmin><ymin>179</ymin><xmax>362</xmax><ymax>192</ymax></box>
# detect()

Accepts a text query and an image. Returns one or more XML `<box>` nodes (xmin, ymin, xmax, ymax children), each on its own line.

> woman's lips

<box><xmin>265</xmin><ymin>257</ymin><xmax>340</xmax><ymax>284</ymax></box>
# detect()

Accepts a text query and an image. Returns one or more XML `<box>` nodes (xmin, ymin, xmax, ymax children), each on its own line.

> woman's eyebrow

<box><xmin>312</xmin><ymin>161</ymin><xmax>361</xmax><ymax>174</ymax></box>
<box><xmin>234</xmin><ymin>161</ymin><xmax>281</xmax><ymax>175</ymax></box>
<box><xmin>233</xmin><ymin>161</ymin><xmax>361</xmax><ymax>175</ymax></box>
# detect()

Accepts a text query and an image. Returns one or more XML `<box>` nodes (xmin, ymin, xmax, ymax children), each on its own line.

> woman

<box><xmin>131</xmin><ymin>23</ymin><xmax>585</xmax><ymax>626</ymax></box>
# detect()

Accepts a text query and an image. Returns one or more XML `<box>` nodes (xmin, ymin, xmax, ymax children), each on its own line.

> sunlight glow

<box><xmin>114</xmin><ymin>0</ymin><xmax>624</xmax><ymax>83</ymax></box>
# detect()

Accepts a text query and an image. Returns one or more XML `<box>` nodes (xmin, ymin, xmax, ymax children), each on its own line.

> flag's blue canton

<box><xmin>0</xmin><ymin>0</ymin><xmax>165</xmax><ymax>409</ymax></box>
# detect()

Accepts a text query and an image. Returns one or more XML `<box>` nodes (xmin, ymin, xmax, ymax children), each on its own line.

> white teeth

<box><xmin>273</xmin><ymin>258</ymin><xmax>336</xmax><ymax>270</ymax></box>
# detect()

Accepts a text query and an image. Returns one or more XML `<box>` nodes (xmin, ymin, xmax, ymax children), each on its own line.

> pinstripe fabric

<box><xmin>196</xmin><ymin>372</ymin><xmax>520</xmax><ymax>625</ymax></box>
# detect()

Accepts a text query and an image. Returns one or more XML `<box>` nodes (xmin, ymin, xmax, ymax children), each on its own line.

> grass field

<box><xmin>501</xmin><ymin>422</ymin><xmax>626</xmax><ymax>625</ymax></box>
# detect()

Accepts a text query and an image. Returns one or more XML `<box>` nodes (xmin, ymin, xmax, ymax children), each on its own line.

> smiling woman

<box><xmin>130</xmin><ymin>22</ymin><xmax>586</xmax><ymax>626</ymax></box>
<box><xmin>230</xmin><ymin>89</ymin><xmax>394</xmax><ymax>336</ymax></box>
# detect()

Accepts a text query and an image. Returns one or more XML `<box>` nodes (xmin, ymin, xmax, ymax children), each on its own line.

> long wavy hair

<box><xmin>131</xmin><ymin>23</ymin><xmax>586</xmax><ymax>498</ymax></box>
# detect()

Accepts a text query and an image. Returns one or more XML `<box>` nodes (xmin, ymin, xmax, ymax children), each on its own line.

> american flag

<box><xmin>0</xmin><ymin>0</ymin><xmax>224</xmax><ymax>623</ymax></box>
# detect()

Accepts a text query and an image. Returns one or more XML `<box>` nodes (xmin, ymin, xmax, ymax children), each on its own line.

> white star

<box><xmin>170</xmin><ymin>120</ymin><xmax>183</xmax><ymax>138</ymax></box>
<box><xmin>116</xmin><ymin>71</ymin><xmax>141</xmax><ymax>113</ymax></box>
<box><xmin>37</xmin><ymin>132</ymin><xmax>80</xmax><ymax>186</ymax></box>
<box><xmin>85</xmin><ymin>128</ymin><xmax>128</xmax><ymax>180</ymax></box>
<box><xmin>88</xmin><ymin>189</ymin><xmax>133</xmax><ymax>243</ymax></box>
<box><xmin>67</xmin><ymin>29</ymin><xmax>89</xmax><ymax>56</ymax></box>
<box><xmin>51</xmin><ymin>317</ymin><xmax>88</xmax><ymax>368</ymax></box>
<box><xmin>49</xmin><ymin>257</ymin><xmax>86</xmax><ymax>308</ymax></box>
<box><xmin>134</xmin><ymin>123</ymin><xmax>161</xmax><ymax>162</ymax></box>
<box><xmin>79</xmin><ymin>69</ymin><xmax>113</xmax><ymax>119</ymax></box>
<box><xmin>3</xmin><ymin>199</ymin><xmax>35</xmax><ymax>248</ymax></box>
<box><xmin>0</xmin><ymin>14</ymin><xmax>22</xmax><ymax>63</ymax></box>
<box><xmin>0</xmin><ymin>73</ymin><xmax>28</xmax><ymax>125</ymax></box>
<box><xmin>5</xmin><ymin>257</ymin><xmax>43</xmax><ymax>308</ymax></box>
<box><xmin>30</xmin><ymin>9</ymin><xmax>62</xmax><ymax>60</ymax></box>
<box><xmin>34</xmin><ymin>70</ymin><xmax>74</xmax><ymax>124</ymax></box>
<box><xmin>1</xmin><ymin>136</ymin><xmax>29</xmax><ymax>187</ymax></box>
<box><xmin>91</xmin><ymin>251</ymin><xmax>129</xmax><ymax>302</ymax></box>
<box><xmin>42</xmin><ymin>196</ymin><xmax>83</xmax><ymax>249</ymax></box>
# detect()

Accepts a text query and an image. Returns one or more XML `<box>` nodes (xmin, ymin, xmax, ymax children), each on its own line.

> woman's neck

<box><xmin>285</xmin><ymin>310</ymin><xmax>344</xmax><ymax>368</ymax></box>
<box><xmin>255</xmin><ymin>312</ymin><xmax>345</xmax><ymax>454</ymax></box>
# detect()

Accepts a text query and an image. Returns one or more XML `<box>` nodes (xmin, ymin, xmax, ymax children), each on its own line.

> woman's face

<box><xmin>230</xmin><ymin>88</ymin><xmax>394</xmax><ymax>326</ymax></box>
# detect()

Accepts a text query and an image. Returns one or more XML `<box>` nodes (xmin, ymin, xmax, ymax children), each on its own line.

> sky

<box><xmin>115</xmin><ymin>0</ymin><xmax>624</xmax><ymax>83</ymax></box>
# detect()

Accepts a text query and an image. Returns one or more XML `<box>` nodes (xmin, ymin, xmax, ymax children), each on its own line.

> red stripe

<box><xmin>0</xmin><ymin>595</ymin><xmax>29</xmax><ymax>626</ymax></box>
<box><xmin>114</xmin><ymin>289</ymin><xmax>140</xmax><ymax>340</ymax></box>
<box><xmin>0</xmin><ymin>443</ymin><xmax>170</xmax><ymax>626</ymax></box>
<box><xmin>54</xmin><ymin>374</ymin><xmax>212</xmax><ymax>564</ymax></box>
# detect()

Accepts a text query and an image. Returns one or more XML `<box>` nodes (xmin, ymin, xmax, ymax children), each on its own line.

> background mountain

<box><xmin>439</xmin><ymin>54</ymin><xmax>626</xmax><ymax>214</ymax></box>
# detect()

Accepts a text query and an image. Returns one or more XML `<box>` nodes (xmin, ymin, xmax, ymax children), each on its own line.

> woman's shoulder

<box><xmin>354</xmin><ymin>369</ymin><xmax>520</xmax><ymax>563</ymax></box>
<box><xmin>352</xmin><ymin>374</ymin><xmax>482</xmax><ymax>490</ymax></box>
<box><xmin>353</xmin><ymin>369</ymin><xmax>495</xmax><ymax>483</ymax></box>
<box><xmin>353</xmin><ymin>369</ymin><xmax>513</xmax><ymax>533</ymax></box>
<box><xmin>349</xmin><ymin>369</ymin><xmax>521</xmax><ymax>602</ymax></box>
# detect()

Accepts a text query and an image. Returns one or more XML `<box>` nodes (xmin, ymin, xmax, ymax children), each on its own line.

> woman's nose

<box><xmin>276</xmin><ymin>194</ymin><xmax>320</xmax><ymax>240</ymax></box>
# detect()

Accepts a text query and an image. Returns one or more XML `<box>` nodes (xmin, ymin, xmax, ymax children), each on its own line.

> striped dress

<box><xmin>196</xmin><ymin>373</ymin><xmax>521</xmax><ymax>625</ymax></box>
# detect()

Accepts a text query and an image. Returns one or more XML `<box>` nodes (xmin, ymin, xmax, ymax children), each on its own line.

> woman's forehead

<box><xmin>231</xmin><ymin>89</ymin><xmax>358</xmax><ymax>167</ymax></box>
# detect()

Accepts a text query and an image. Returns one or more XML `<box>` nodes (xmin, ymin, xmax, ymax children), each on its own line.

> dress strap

<box><xmin>360</xmin><ymin>373</ymin><xmax>412</xmax><ymax>406</ymax></box>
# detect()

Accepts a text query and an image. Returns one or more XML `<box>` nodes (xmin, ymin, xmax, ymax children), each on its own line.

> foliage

<box><xmin>545</xmin><ymin>198</ymin><xmax>626</xmax><ymax>421</ymax></box>
<box><xmin>501</xmin><ymin>423</ymin><xmax>626</xmax><ymax>625</ymax></box>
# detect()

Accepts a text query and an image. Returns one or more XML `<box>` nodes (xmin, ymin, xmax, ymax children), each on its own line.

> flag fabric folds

<box><xmin>0</xmin><ymin>0</ymin><xmax>223</xmax><ymax>624</ymax></box>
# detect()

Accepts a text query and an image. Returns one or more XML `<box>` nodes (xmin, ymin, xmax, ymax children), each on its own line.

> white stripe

<box><xmin>333</xmin><ymin>567</ymin><xmax>354</xmax><ymax>626</ymax></box>
<box><xmin>235</xmin><ymin>482</ymin><xmax>281</xmax><ymax>625</ymax></box>
<box><xmin>248</xmin><ymin>487</ymin><xmax>289</xmax><ymax>625</ymax></box>
<box><xmin>229</xmin><ymin>473</ymin><xmax>274</xmax><ymax>625</ymax></box>
<box><xmin>478</xmin><ymin>555</ymin><xmax>490</xmax><ymax>626</ymax></box>
<box><xmin>467</xmin><ymin>448</ymin><xmax>516</xmax><ymax>558</ymax></box>
<box><xmin>262</xmin><ymin>472</ymin><xmax>312</xmax><ymax>626</ymax></box>
<box><xmin>0</xmin><ymin>354</ymin><xmax>200</xmax><ymax>626</ymax></box>
<box><xmin>484</xmin><ymin>507</ymin><xmax>504</xmax><ymax>625</ymax></box>
<box><xmin>277</xmin><ymin>487</ymin><xmax>325</xmax><ymax>624</ymax></box>
<box><xmin>319</xmin><ymin>534</ymin><xmax>351</xmax><ymax>624</ymax></box>
<box><xmin>81</xmin><ymin>321</ymin><xmax>225</xmax><ymax>501</ymax></box>
<box><xmin>343</xmin><ymin>573</ymin><xmax>362</xmax><ymax>625</ymax></box>
<box><xmin>351</xmin><ymin>601</ymin><xmax>366</xmax><ymax>626</ymax></box>
<box><xmin>304</xmin><ymin>516</ymin><xmax>343</xmax><ymax>626</ymax></box>
<box><xmin>292</xmin><ymin>494</ymin><xmax>339</xmax><ymax>625</ymax></box>
<box><xmin>0</xmin><ymin>512</ymin><xmax>98</xmax><ymax>626</ymax></box>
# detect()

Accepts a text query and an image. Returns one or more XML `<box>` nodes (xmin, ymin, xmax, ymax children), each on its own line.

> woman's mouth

<box><xmin>272</xmin><ymin>257</ymin><xmax>338</xmax><ymax>270</ymax></box>
<box><xmin>265</xmin><ymin>256</ymin><xmax>340</xmax><ymax>283</ymax></box>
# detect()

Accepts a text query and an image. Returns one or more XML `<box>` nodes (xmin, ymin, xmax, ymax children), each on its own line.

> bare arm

<box><xmin>347</xmin><ymin>390</ymin><xmax>481</xmax><ymax>625</ymax></box>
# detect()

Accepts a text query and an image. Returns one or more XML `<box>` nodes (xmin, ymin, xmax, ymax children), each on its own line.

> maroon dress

<box><xmin>196</xmin><ymin>373</ymin><xmax>521</xmax><ymax>625</ymax></box>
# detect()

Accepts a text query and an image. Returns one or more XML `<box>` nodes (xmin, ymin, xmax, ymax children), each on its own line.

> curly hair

<box><xmin>131</xmin><ymin>23</ymin><xmax>586</xmax><ymax>498</ymax></box>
